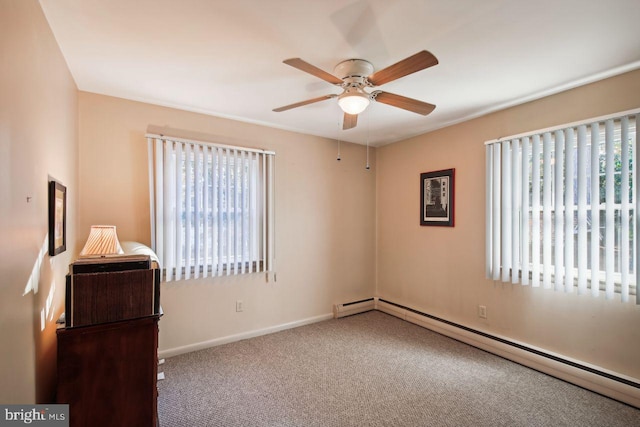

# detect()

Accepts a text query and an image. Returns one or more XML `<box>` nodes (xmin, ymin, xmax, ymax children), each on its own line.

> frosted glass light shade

<box><xmin>338</xmin><ymin>91</ymin><xmax>370</xmax><ymax>115</ymax></box>
<box><xmin>79</xmin><ymin>225</ymin><xmax>124</xmax><ymax>257</ymax></box>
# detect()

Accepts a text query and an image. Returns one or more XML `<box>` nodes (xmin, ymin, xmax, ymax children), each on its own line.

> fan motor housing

<box><xmin>333</xmin><ymin>59</ymin><xmax>374</xmax><ymax>80</ymax></box>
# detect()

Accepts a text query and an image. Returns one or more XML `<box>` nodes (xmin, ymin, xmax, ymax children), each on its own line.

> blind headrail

<box><xmin>484</xmin><ymin>107</ymin><xmax>640</xmax><ymax>146</ymax></box>
<box><xmin>145</xmin><ymin>133</ymin><xmax>276</xmax><ymax>156</ymax></box>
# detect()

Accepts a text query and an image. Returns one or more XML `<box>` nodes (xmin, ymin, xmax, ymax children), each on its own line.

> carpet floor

<box><xmin>158</xmin><ymin>311</ymin><xmax>640</xmax><ymax>426</ymax></box>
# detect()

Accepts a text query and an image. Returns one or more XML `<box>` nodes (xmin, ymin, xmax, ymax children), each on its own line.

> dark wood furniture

<box><xmin>57</xmin><ymin>315</ymin><xmax>160</xmax><ymax>427</ymax></box>
<box><xmin>65</xmin><ymin>256</ymin><xmax>160</xmax><ymax>327</ymax></box>
<box><xmin>57</xmin><ymin>258</ymin><xmax>161</xmax><ymax>427</ymax></box>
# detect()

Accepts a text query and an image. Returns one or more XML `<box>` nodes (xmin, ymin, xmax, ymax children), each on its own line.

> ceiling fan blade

<box><xmin>343</xmin><ymin>113</ymin><xmax>358</xmax><ymax>130</ymax></box>
<box><xmin>283</xmin><ymin>58</ymin><xmax>343</xmax><ymax>85</ymax></box>
<box><xmin>373</xmin><ymin>91</ymin><xmax>436</xmax><ymax>116</ymax></box>
<box><xmin>367</xmin><ymin>50</ymin><xmax>438</xmax><ymax>86</ymax></box>
<box><xmin>273</xmin><ymin>94</ymin><xmax>337</xmax><ymax>112</ymax></box>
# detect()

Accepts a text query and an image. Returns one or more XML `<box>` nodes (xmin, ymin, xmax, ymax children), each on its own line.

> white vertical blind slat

<box><xmin>511</xmin><ymin>139</ymin><xmax>520</xmax><ymax>284</ymax></box>
<box><xmin>485</xmin><ymin>145</ymin><xmax>493</xmax><ymax>279</ymax></box>
<box><xmin>501</xmin><ymin>141</ymin><xmax>512</xmax><ymax>282</ymax></box>
<box><xmin>577</xmin><ymin>125</ymin><xmax>588</xmax><ymax>294</ymax></box>
<box><xmin>147</xmin><ymin>138</ymin><xmax>156</xmax><ymax>251</ymax></box>
<box><xmin>262</xmin><ymin>153</ymin><xmax>267</xmax><ymax>274</ymax></box>
<box><xmin>621</xmin><ymin>117</ymin><xmax>630</xmax><ymax>302</ymax></box>
<box><xmin>233</xmin><ymin>149</ymin><xmax>239</xmax><ymax>275</ymax></box>
<box><xmin>202</xmin><ymin>147</ymin><xmax>213</xmax><ymax>277</ymax></box>
<box><xmin>237</xmin><ymin>150</ymin><xmax>243</xmax><ymax>274</ymax></box>
<box><xmin>605</xmin><ymin>120</ymin><xmax>615</xmax><ymax>299</ymax></box>
<box><xmin>225</xmin><ymin>149</ymin><xmax>232</xmax><ymax>276</ymax></box>
<box><xmin>492</xmin><ymin>144</ymin><xmax>501</xmax><ymax>281</ymax></box>
<box><xmin>521</xmin><ymin>137</ymin><xmax>530</xmax><ymax>285</ymax></box>
<box><xmin>244</xmin><ymin>152</ymin><xmax>251</xmax><ymax>273</ymax></box>
<box><xmin>553</xmin><ymin>130</ymin><xmax>564</xmax><ymax>292</ymax></box>
<box><xmin>175</xmin><ymin>143</ymin><xmax>184</xmax><ymax>280</ymax></box>
<box><xmin>247</xmin><ymin>153</ymin><xmax>253</xmax><ymax>274</ymax></box>
<box><xmin>164</xmin><ymin>144</ymin><xmax>175</xmax><ymax>281</ymax></box>
<box><xmin>268</xmin><ymin>155</ymin><xmax>275</xmax><ymax>273</ymax></box>
<box><xmin>163</xmin><ymin>141</ymin><xmax>175</xmax><ymax>281</ymax></box>
<box><xmin>245</xmin><ymin>152</ymin><xmax>250</xmax><ymax>273</ymax></box>
<box><xmin>636</xmin><ymin>117</ymin><xmax>640</xmax><ymax>305</ymax></box>
<box><xmin>542</xmin><ymin>132</ymin><xmax>553</xmax><ymax>289</ymax></box>
<box><xmin>249</xmin><ymin>153</ymin><xmax>259</xmax><ymax>273</ymax></box>
<box><xmin>564</xmin><ymin>128</ymin><xmax>575</xmax><ymax>293</ymax></box>
<box><xmin>194</xmin><ymin>145</ymin><xmax>202</xmax><ymax>279</ymax></box>
<box><xmin>531</xmin><ymin>135</ymin><xmax>541</xmax><ymax>287</ymax></box>
<box><xmin>240</xmin><ymin>151</ymin><xmax>246</xmax><ymax>273</ymax></box>
<box><xmin>203</xmin><ymin>147</ymin><xmax>210</xmax><ymax>278</ymax></box>
<box><xmin>590</xmin><ymin>123</ymin><xmax>600</xmax><ymax>297</ymax></box>
<box><xmin>201</xmin><ymin>147</ymin><xmax>211</xmax><ymax>278</ymax></box>
<box><xmin>239</xmin><ymin>151</ymin><xmax>246</xmax><ymax>274</ymax></box>
<box><xmin>212</xmin><ymin>149</ymin><xmax>218</xmax><ymax>275</ymax></box>
<box><xmin>217</xmin><ymin>148</ymin><xmax>224</xmax><ymax>276</ymax></box>
<box><xmin>149</xmin><ymin>139</ymin><xmax>164</xmax><ymax>265</ymax></box>
<box><xmin>185</xmin><ymin>144</ymin><xmax>193</xmax><ymax>280</ymax></box>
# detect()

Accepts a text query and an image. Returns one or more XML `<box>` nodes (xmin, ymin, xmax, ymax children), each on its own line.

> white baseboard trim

<box><xmin>374</xmin><ymin>297</ymin><xmax>640</xmax><ymax>409</ymax></box>
<box><xmin>159</xmin><ymin>312</ymin><xmax>333</xmax><ymax>359</ymax></box>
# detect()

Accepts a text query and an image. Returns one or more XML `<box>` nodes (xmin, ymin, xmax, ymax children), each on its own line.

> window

<box><xmin>485</xmin><ymin>110</ymin><xmax>638</xmax><ymax>303</ymax></box>
<box><xmin>147</xmin><ymin>135</ymin><xmax>275</xmax><ymax>281</ymax></box>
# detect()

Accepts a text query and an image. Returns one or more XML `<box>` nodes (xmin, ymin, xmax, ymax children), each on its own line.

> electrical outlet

<box><xmin>236</xmin><ymin>300</ymin><xmax>244</xmax><ymax>312</ymax></box>
<box><xmin>478</xmin><ymin>305</ymin><xmax>487</xmax><ymax>319</ymax></box>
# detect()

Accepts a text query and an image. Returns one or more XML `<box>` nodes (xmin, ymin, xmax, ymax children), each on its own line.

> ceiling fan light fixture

<box><xmin>338</xmin><ymin>90</ymin><xmax>370</xmax><ymax>115</ymax></box>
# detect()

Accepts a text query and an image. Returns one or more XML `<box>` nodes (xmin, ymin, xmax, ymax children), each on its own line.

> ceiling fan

<box><xmin>273</xmin><ymin>50</ymin><xmax>438</xmax><ymax>130</ymax></box>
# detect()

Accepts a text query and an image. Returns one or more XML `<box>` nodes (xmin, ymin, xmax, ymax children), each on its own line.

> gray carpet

<box><xmin>158</xmin><ymin>311</ymin><xmax>640</xmax><ymax>426</ymax></box>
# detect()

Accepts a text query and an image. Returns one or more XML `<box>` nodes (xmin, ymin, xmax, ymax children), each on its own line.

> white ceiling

<box><xmin>39</xmin><ymin>0</ymin><xmax>640</xmax><ymax>146</ymax></box>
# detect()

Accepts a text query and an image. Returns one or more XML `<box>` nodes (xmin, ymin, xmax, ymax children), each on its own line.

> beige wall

<box><xmin>376</xmin><ymin>69</ymin><xmax>640</xmax><ymax>379</ymax></box>
<box><xmin>77</xmin><ymin>92</ymin><xmax>376</xmax><ymax>353</ymax></box>
<box><xmin>0</xmin><ymin>0</ymin><xmax>78</xmax><ymax>402</ymax></box>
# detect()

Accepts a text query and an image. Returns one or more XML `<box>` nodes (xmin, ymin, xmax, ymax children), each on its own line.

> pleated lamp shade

<box><xmin>79</xmin><ymin>225</ymin><xmax>124</xmax><ymax>257</ymax></box>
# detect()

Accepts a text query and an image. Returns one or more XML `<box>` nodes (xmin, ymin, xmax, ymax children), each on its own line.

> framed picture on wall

<box><xmin>49</xmin><ymin>180</ymin><xmax>67</xmax><ymax>256</ymax></box>
<box><xmin>420</xmin><ymin>168</ymin><xmax>454</xmax><ymax>227</ymax></box>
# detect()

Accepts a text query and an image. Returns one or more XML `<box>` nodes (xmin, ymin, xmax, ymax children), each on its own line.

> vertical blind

<box><xmin>485</xmin><ymin>110</ymin><xmax>639</xmax><ymax>303</ymax></box>
<box><xmin>147</xmin><ymin>135</ymin><xmax>275</xmax><ymax>281</ymax></box>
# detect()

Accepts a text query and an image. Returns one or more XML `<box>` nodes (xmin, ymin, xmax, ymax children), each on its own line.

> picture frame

<box><xmin>420</xmin><ymin>168</ymin><xmax>454</xmax><ymax>227</ymax></box>
<box><xmin>49</xmin><ymin>180</ymin><xmax>67</xmax><ymax>256</ymax></box>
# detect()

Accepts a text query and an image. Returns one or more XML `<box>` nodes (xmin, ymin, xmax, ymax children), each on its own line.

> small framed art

<box><xmin>420</xmin><ymin>168</ymin><xmax>454</xmax><ymax>227</ymax></box>
<box><xmin>49</xmin><ymin>180</ymin><xmax>67</xmax><ymax>256</ymax></box>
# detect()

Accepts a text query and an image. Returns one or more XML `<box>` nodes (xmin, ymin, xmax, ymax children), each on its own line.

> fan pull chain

<box><xmin>366</xmin><ymin>143</ymin><xmax>370</xmax><ymax>170</ymax></box>
<box><xmin>365</xmin><ymin>108</ymin><xmax>371</xmax><ymax>170</ymax></box>
<box><xmin>337</xmin><ymin>115</ymin><xmax>342</xmax><ymax>161</ymax></box>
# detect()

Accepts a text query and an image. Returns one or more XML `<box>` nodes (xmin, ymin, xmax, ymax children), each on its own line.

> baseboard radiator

<box><xmin>337</xmin><ymin>297</ymin><xmax>640</xmax><ymax>409</ymax></box>
<box><xmin>333</xmin><ymin>298</ymin><xmax>376</xmax><ymax>318</ymax></box>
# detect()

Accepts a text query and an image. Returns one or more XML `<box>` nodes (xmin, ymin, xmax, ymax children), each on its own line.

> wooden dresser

<box><xmin>57</xmin><ymin>256</ymin><xmax>161</xmax><ymax>427</ymax></box>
